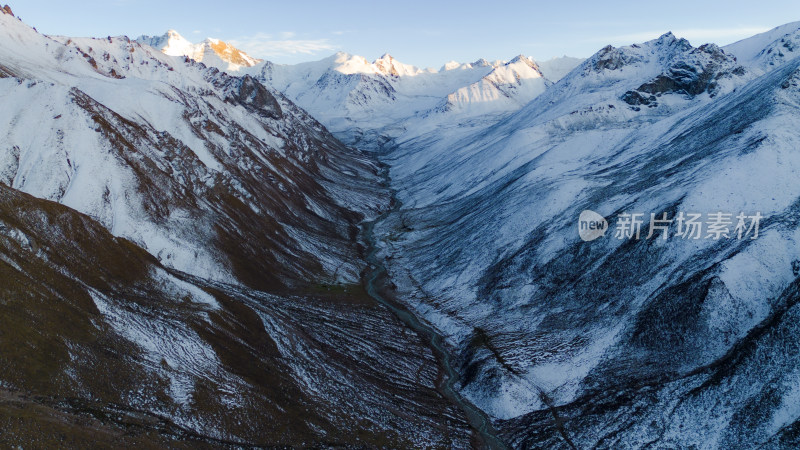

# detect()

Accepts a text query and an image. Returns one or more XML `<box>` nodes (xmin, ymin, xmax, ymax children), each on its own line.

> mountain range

<box><xmin>137</xmin><ymin>29</ymin><xmax>584</xmax><ymax>149</ymax></box>
<box><xmin>2</xmin><ymin>3</ymin><xmax>800</xmax><ymax>448</ymax></box>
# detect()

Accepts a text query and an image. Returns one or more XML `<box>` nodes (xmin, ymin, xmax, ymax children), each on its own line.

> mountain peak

<box><xmin>374</xmin><ymin>53</ymin><xmax>400</xmax><ymax>76</ymax></box>
<box><xmin>372</xmin><ymin>53</ymin><xmax>422</xmax><ymax>77</ymax></box>
<box><xmin>1</xmin><ymin>4</ymin><xmax>13</xmax><ymax>16</ymax></box>
<box><xmin>650</xmin><ymin>31</ymin><xmax>692</xmax><ymax>51</ymax></box>
<box><xmin>201</xmin><ymin>37</ymin><xmax>261</xmax><ymax>67</ymax></box>
<box><xmin>136</xmin><ymin>30</ymin><xmax>261</xmax><ymax>72</ymax></box>
<box><xmin>659</xmin><ymin>31</ymin><xmax>676</xmax><ymax>41</ymax></box>
<box><xmin>508</xmin><ymin>54</ymin><xmax>537</xmax><ymax>67</ymax></box>
<box><xmin>441</xmin><ymin>60</ymin><xmax>462</xmax><ymax>71</ymax></box>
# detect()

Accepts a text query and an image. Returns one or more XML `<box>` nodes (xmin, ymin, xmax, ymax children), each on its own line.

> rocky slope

<box><xmin>365</xmin><ymin>28</ymin><xmax>800</xmax><ymax>448</ymax></box>
<box><xmin>0</xmin><ymin>175</ymin><xmax>472</xmax><ymax>447</ymax></box>
<box><xmin>0</xmin><ymin>7</ymin><xmax>473</xmax><ymax>447</ymax></box>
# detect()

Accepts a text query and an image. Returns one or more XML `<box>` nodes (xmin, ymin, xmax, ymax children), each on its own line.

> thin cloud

<box><xmin>229</xmin><ymin>32</ymin><xmax>337</xmax><ymax>59</ymax></box>
<box><xmin>673</xmin><ymin>27</ymin><xmax>772</xmax><ymax>44</ymax></box>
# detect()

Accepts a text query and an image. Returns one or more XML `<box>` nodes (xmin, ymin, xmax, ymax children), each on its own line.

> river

<box><xmin>361</xmin><ymin>168</ymin><xmax>509</xmax><ymax>450</ymax></box>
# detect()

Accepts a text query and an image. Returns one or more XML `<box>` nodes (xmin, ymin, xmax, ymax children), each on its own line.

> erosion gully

<box><xmin>360</xmin><ymin>166</ymin><xmax>508</xmax><ymax>450</ymax></box>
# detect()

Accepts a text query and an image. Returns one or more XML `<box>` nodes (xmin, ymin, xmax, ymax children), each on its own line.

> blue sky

<box><xmin>12</xmin><ymin>0</ymin><xmax>800</xmax><ymax>68</ymax></box>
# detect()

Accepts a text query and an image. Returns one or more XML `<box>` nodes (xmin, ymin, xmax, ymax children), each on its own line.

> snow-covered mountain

<box><xmin>251</xmin><ymin>52</ymin><xmax>582</xmax><ymax>149</ymax></box>
<box><xmin>3</xmin><ymin>24</ymin><xmax>371</xmax><ymax>287</ymax></box>
<box><xmin>536</xmin><ymin>55</ymin><xmax>586</xmax><ymax>81</ymax></box>
<box><xmin>0</xmin><ymin>7</ymin><xmax>473</xmax><ymax>446</ymax></box>
<box><xmin>135</xmin><ymin>33</ymin><xmax>583</xmax><ymax>149</ymax></box>
<box><xmin>364</xmin><ymin>25</ymin><xmax>800</xmax><ymax>448</ymax></box>
<box><xmin>266</xmin><ymin>53</ymin><xmax>586</xmax><ymax>146</ymax></box>
<box><xmin>4</xmin><ymin>1</ymin><xmax>800</xmax><ymax>447</ymax></box>
<box><xmin>725</xmin><ymin>20</ymin><xmax>800</xmax><ymax>73</ymax></box>
<box><xmin>440</xmin><ymin>55</ymin><xmax>549</xmax><ymax>115</ymax></box>
<box><xmin>137</xmin><ymin>29</ymin><xmax>262</xmax><ymax>72</ymax></box>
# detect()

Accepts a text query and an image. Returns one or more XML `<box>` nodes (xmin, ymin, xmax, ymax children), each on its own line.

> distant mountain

<box><xmin>441</xmin><ymin>55</ymin><xmax>549</xmax><ymax>115</ymax></box>
<box><xmin>536</xmin><ymin>55</ymin><xmax>586</xmax><ymax>81</ymax></box>
<box><xmin>134</xmin><ymin>34</ymin><xmax>584</xmax><ymax>149</ymax></box>
<box><xmin>137</xmin><ymin>29</ymin><xmax>262</xmax><ymax>72</ymax></box>
<box><xmin>250</xmin><ymin>52</ymin><xmax>582</xmax><ymax>149</ymax></box>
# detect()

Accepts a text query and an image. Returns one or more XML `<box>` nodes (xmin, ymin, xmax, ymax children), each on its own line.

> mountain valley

<box><xmin>2</xmin><ymin>4</ymin><xmax>800</xmax><ymax>448</ymax></box>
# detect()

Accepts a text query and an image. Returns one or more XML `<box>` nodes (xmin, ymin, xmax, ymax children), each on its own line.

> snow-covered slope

<box><xmin>725</xmin><ymin>20</ymin><xmax>800</xmax><ymax>73</ymax></box>
<box><xmin>441</xmin><ymin>55</ymin><xmax>550</xmax><ymax>116</ymax></box>
<box><xmin>0</xmin><ymin>8</ymin><xmax>472</xmax><ymax>446</ymax></box>
<box><xmin>136</xmin><ymin>32</ymin><xmax>582</xmax><ymax>150</ymax></box>
<box><xmin>250</xmin><ymin>52</ymin><xmax>579</xmax><ymax>149</ymax></box>
<box><xmin>366</xmin><ymin>25</ymin><xmax>800</xmax><ymax>448</ymax></box>
<box><xmin>137</xmin><ymin>29</ymin><xmax>262</xmax><ymax>72</ymax></box>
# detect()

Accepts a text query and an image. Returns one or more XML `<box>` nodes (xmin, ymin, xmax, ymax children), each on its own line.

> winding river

<box><xmin>361</xmin><ymin>170</ymin><xmax>509</xmax><ymax>450</ymax></box>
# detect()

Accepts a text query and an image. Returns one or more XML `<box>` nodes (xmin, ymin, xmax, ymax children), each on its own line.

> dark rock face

<box><xmin>624</xmin><ymin>42</ymin><xmax>744</xmax><ymax>106</ymax></box>
<box><xmin>234</xmin><ymin>74</ymin><xmax>282</xmax><ymax>119</ymax></box>
<box><xmin>590</xmin><ymin>44</ymin><xmax>644</xmax><ymax>72</ymax></box>
<box><xmin>621</xmin><ymin>90</ymin><xmax>657</xmax><ymax>106</ymax></box>
<box><xmin>782</xmin><ymin>67</ymin><xmax>800</xmax><ymax>89</ymax></box>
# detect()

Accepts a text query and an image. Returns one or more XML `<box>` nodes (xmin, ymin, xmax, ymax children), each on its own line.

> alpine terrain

<box><xmin>2</xmin><ymin>2</ymin><xmax>800</xmax><ymax>448</ymax></box>
<box><xmin>0</xmin><ymin>6</ymin><xmax>474</xmax><ymax>447</ymax></box>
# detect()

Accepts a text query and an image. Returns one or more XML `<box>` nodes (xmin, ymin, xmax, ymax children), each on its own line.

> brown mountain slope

<box><xmin>0</xmin><ymin>181</ymin><xmax>471</xmax><ymax>446</ymax></box>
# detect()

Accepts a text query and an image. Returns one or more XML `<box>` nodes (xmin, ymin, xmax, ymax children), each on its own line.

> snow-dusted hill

<box><xmin>366</xmin><ymin>26</ymin><xmax>800</xmax><ymax>448</ymax></box>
